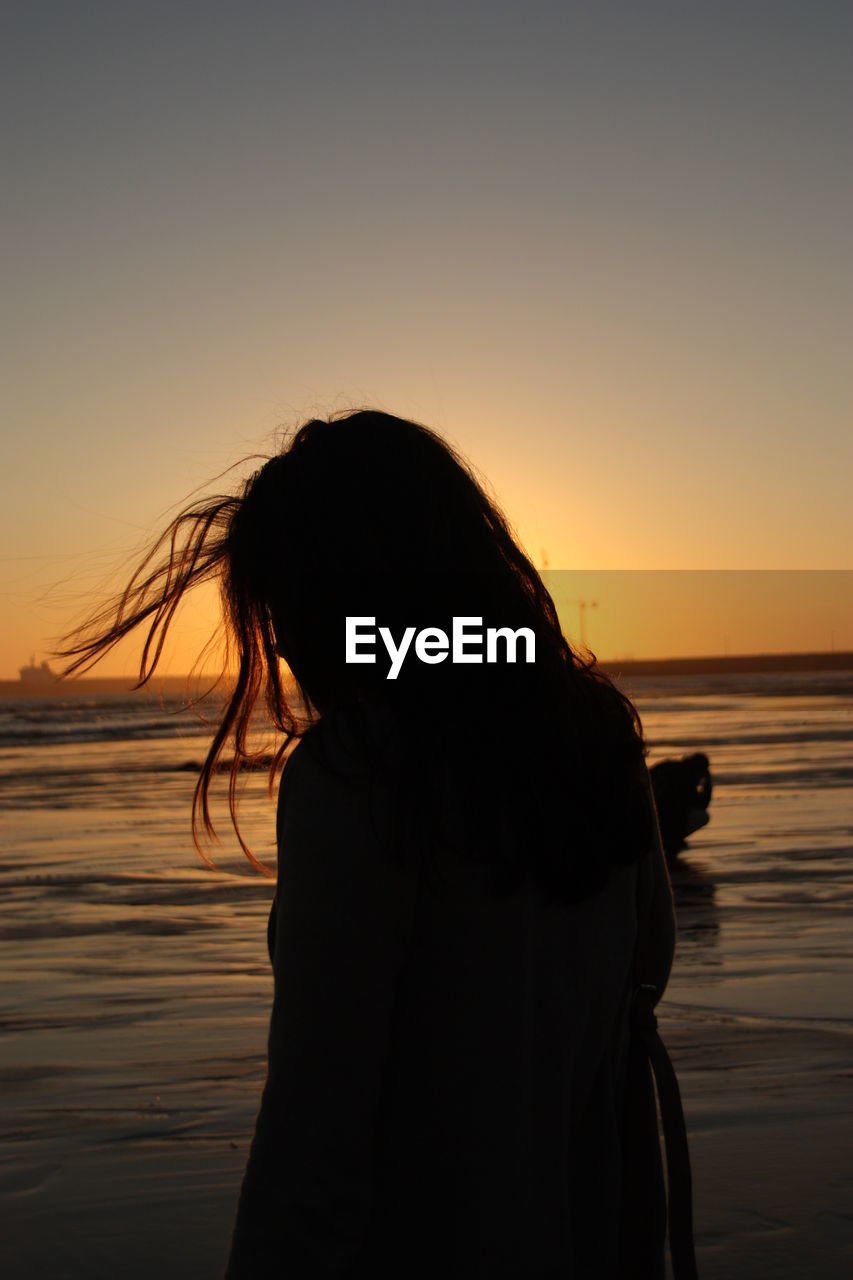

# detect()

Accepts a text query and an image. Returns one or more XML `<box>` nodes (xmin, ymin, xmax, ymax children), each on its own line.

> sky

<box><xmin>2</xmin><ymin>1</ymin><xmax>851</xmax><ymax>677</ymax></box>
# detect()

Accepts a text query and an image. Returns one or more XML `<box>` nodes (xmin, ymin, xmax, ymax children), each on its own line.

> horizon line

<box><xmin>3</xmin><ymin>647</ymin><xmax>853</xmax><ymax>691</ymax></box>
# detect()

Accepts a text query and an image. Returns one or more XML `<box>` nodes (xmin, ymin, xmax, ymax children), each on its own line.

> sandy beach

<box><xmin>1</xmin><ymin>671</ymin><xmax>851</xmax><ymax>1277</ymax></box>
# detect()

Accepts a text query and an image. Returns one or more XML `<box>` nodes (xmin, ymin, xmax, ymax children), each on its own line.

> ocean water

<box><xmin>0</xmin><ymin>673</ymin><xmax>851</xmax><ymax>1277</ymax></box>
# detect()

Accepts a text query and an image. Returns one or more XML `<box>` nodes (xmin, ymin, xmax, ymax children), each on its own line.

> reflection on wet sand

<box><xmin>669</xmin><ymin>854</ymin><xmax>721</xmax><ymax>966</ymax></box>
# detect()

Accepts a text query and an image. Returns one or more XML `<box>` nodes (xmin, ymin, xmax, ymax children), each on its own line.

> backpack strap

<box><xmin>631</xmin><ymin>983</ymin><xmax>698</xmax><ymax>1280</ymax></box>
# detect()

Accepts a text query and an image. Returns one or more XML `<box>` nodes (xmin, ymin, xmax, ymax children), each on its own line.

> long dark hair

<box><xmin>58</xmin><ymin>410</ymin><xmax>650</xmax><ymax>899</ymax></box>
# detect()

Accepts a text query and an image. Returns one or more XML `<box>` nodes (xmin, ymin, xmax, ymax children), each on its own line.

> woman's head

<box><xmin>225</xmin><ymin>413</ymin><xmax>557</xmax><ymax>709</ymax></box>
<box><xmin>59</xmin><ymin>409</ymin><xmax>650</xmax><ymax>894</ymax></box>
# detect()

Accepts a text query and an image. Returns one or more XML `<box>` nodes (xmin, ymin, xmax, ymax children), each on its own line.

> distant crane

<box><xmin>539</xmin><ymin>553</ymin><xmax>598</xmax><ymax>651</ymax></box>
<box><xmin>569</xmin><ymin>599</ymin><xmax>598</xmax><ymax>650</ymax></box>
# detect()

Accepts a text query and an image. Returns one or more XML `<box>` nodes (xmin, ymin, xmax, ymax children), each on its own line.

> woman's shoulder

<box><xmin>294</xmin><ymin>699</ymin><xmax>400</xmax><ymax>777</ymax></box>
<box><xmin>275</xmin><ymin>700</ymin><xmax>402</xmax><ymax>851</ymax></box>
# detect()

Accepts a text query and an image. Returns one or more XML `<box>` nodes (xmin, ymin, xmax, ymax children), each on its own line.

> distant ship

<box><xmin>19</xmin><ymin>656</ymin><xmax>56</xmax><ymax>684</ymax></box>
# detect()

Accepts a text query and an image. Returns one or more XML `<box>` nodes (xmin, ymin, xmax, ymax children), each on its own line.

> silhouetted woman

<box><xmin>59</xmin><ymin>411</ymin><xmax>675</xmax><ymax>1278</ymax></box>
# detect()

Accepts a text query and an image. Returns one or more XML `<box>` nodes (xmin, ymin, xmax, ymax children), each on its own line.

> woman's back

<box><xmin>363</xmin><ymin>830</ymin><xmax>637</xmax><ymax>1276</ymax></box>
<box><xmin>227</xmin><ymin>705</ymin><xmax>638</xmax><ymax>1278</ymax></box>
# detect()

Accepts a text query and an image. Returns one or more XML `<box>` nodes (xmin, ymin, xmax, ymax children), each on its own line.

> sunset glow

<box><xmin>2</xmin><ymin>4</ymin><xmax>850</xmax><ymax>677</ymax></box>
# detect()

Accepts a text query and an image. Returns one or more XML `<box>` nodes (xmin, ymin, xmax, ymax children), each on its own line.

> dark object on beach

<box><xmin>650</xmin><ymin>753</ymin><xmax>712</xmax><ymax>860</ymax></box>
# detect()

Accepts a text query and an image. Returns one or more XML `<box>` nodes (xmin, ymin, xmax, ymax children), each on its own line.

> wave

<box><xmin>0</xmin><ymin>711</ymin><xmax>214</xmax><ymax>748</ymax></box>
<box><xmin>653</xmin><ymin>726</ymin><xmax>853</xmax><ymax>746</ymax></box>
<box><xmin>710</xmin><ymin>766</ymin><xmax>853</xmax><ymax>789</ymax></box>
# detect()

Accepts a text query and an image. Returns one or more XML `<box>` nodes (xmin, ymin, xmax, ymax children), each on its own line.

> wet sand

<box><xmin>1</xmin><ymin>676</ymin><xmax>851</xmax><ymax>1276</ymax></box>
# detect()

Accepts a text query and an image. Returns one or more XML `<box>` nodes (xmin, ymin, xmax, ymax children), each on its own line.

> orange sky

<box><xmin>2</xmin><ymin>5</ymin><xmax>851</xmax><ymax>677</ymax></box>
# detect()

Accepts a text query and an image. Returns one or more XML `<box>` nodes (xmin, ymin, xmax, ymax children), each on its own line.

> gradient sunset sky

<box><xmin>2</xmin><ymin>2</ymin><xmax>850</xmax><ymax>677</ymax></box>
